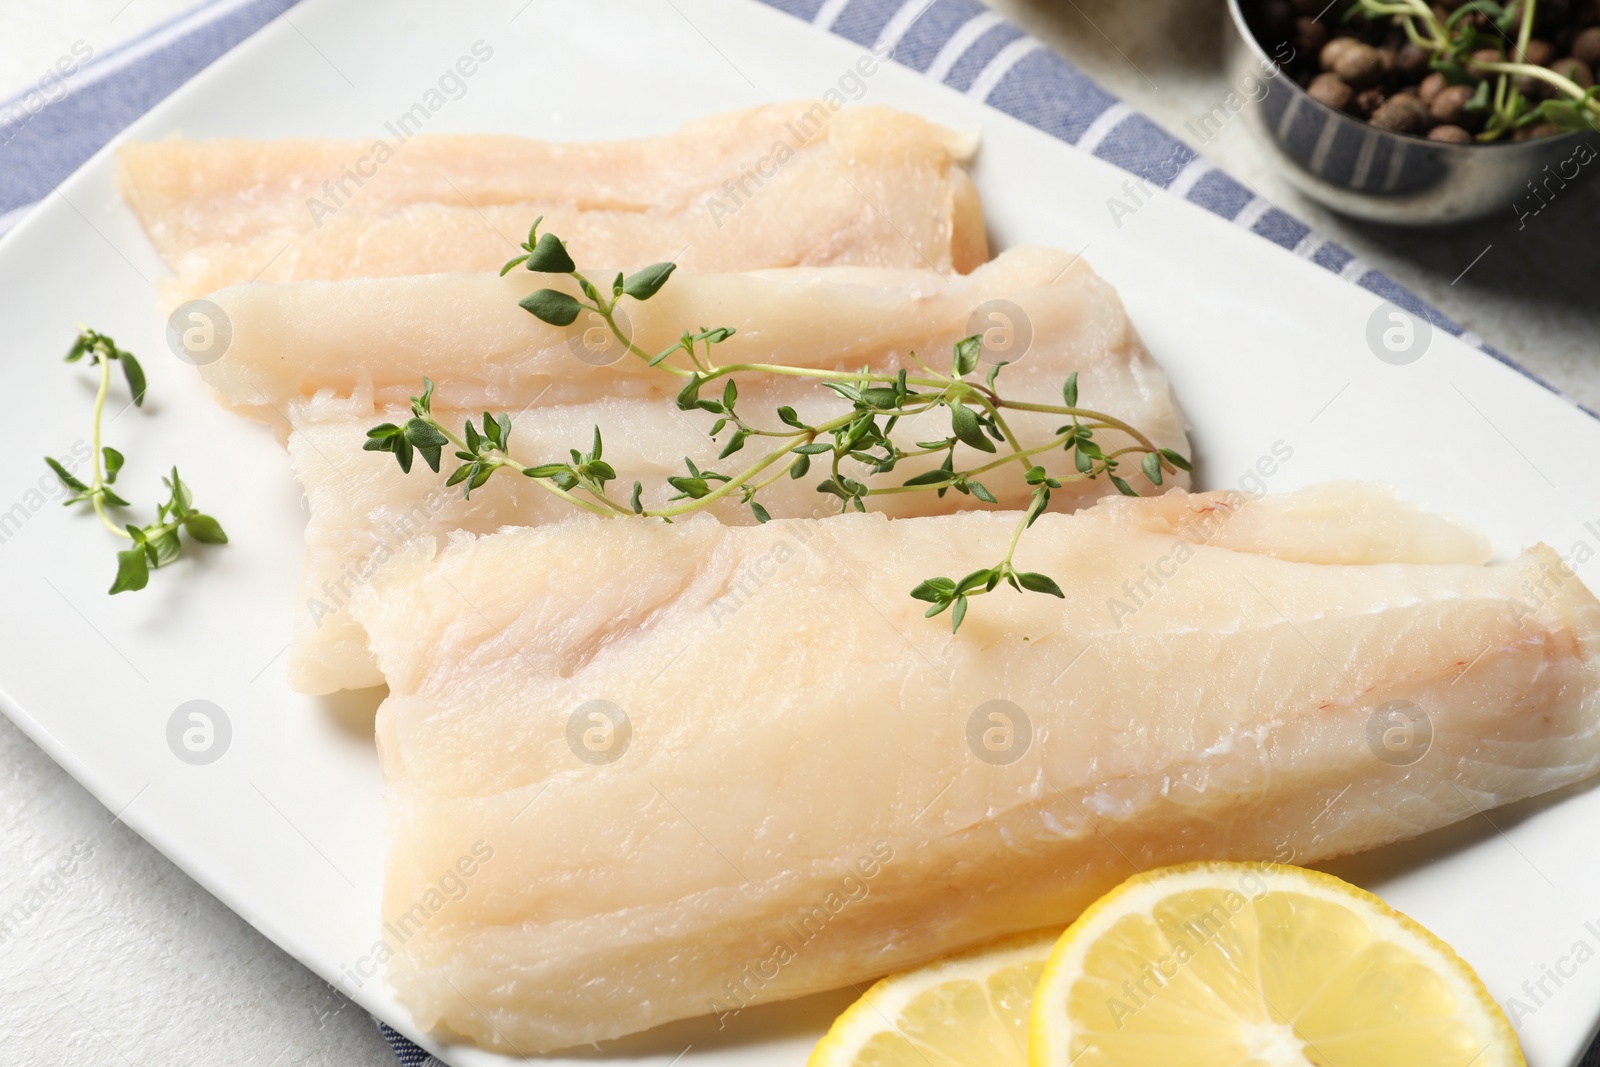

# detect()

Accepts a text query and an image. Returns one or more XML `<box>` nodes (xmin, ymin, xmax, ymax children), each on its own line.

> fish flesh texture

<box><xmin>281</xmin><ymin>246</ymin><xmax>1190</xmax><ymax>693</ymax></box>
<box><xmin>117</xmin><ymin>104</ymin><xmax>987</xmax><ymax>307</ymax></box>
<box><xmin>348</xmin><ymin>483</ymin><xmax>1600</xmax><ymax>1052</ymax></box>
<box><xmin>198</xmin><ymin>246</ymin><xmax>1158</xmax><ymax>431</ymax></box>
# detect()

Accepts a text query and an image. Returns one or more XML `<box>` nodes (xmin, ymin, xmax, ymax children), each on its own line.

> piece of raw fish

<box><xmin>280</xmin><ymin>243</ymin><xmax>1190</xmax><ymax>693</ymax></box>
<box><xmin>117</xmin><ymin>104</ymin><xmax>987</xmax><ymax>307</ymax></box>
<box><xmin>198</xmin><ymin>246</ymin><xmax>1152</xmax><ymax>427</ymax></box>
<box><xmin>349</xmin><ymin>483</ymin><xmax>1599</xmax><ymax>1052</ymax></box>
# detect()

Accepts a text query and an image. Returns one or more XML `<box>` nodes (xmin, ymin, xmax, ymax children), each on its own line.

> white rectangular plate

<box><xmin>2</xmin><ymin>0</ymin><xmax>1598</xmax><ymax>1063</ymax></box>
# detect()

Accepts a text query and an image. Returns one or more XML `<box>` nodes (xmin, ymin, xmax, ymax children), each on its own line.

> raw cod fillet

<box><xmin>349</xmin><ymin>483</ymin><xmax>1600</xmax><ymax>1052</ymax></box>
<box><xmin>117</xmin><ymin>104</ymin><xmax>987</xmax><ymax>307</ymax></box>
<box><xmin>281</xmin><ymin>247</ymin><xmax>1189</xmax><ymax>692</ymax></box>
<box><xmin>199</xmin><ymin>246</ymin><xmax>1153</xmax><ymax>430</ymax></box>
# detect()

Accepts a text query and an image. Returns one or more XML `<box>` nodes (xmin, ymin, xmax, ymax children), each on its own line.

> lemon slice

<box><xmin>1030</xmin><ymin>862</ymin><xmax>1523</xmax><ymax>1067</ymax></box>
<box><xmin>808</xmin><ymin>931</ymin><xmax>1059</xmax><ymax>1067</ymax></box>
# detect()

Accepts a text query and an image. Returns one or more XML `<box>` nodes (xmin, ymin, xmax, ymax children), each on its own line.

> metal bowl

<box><xmin>1224</xmin><ymin>0</ymin><xmax>1589</xmax><ymax>225</ymax></box>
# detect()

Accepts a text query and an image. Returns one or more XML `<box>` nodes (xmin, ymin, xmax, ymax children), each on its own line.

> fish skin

<box><xmin>116</xmin><ymin>104</ymin><xmax>987</xmax><ymax>308</ymax></box>
<box><xmin>349</xmin><ymin>484</ymin><xmax>1599</xmax><ymax>1053</ymax></box>
<box><xmin>280</xmin><ymin>246</ymin><xmax>1190</xmax><ymax>693</ymax></box>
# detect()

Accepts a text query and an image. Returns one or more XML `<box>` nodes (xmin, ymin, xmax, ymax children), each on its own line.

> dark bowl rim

<box><xmin>1223</xmin><ymin>0</ymin><xmax>1590</xmax><ymax>152</ymax></box>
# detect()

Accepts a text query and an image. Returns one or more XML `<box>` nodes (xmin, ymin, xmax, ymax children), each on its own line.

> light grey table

<box><xmin>3</xmin><ymin>1</ymin><xmax>1596</xmax><ymax>1064</ymax></box>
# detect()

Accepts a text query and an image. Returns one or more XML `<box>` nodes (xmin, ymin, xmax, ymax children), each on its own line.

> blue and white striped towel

<box><xmin>4</xmin><ymin>0</ymin><xmax>1596</xmax><ymax>1064</ymax></box>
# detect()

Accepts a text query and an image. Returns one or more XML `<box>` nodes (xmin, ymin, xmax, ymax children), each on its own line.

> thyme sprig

<box><xmin>47</xmin><ymin>329</ymin><xmax>227</xmax><ymax>593</ymax></box>
<box><xmin>368</xmin><ymin>220</ymin><xmax>1190</xmax><ymax>632</ymax></box>
<box><xmin>1351</xmin><ymin>0</ymin><xmax>1600</xmax><ymax>138</ymax></box>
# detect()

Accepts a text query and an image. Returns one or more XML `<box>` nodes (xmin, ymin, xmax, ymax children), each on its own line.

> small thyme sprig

<box><xmin>47</xmin><ymin>329</ymin><xmax>227</xmax><ymax>593</ymax></box>
<box><xmin>367</xmin><ymin>220</ymin><xmax>1190</xmax><ymax>633</ymax></box>
<box><xmin>1351</xmin><ymin>0</ymin><xmax>1600</xmax><ymax>139</ymax></box>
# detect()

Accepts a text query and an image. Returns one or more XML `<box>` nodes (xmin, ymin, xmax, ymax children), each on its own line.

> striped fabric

<box><xmin>3</xmin><ymin>0</ymin><xmax>1596</xmax><ymax>1063</ymax></box>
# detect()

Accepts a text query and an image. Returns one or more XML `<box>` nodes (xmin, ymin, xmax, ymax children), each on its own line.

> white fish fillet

<box><xmin>117</xmin><ymin>104</ymin><xmax>987</xmax><ymax>307</ymax></box>
<box><xmin>200</xmin><ymin>246</ymin><xmax>1151</xmax><ymax>430</ymax></box>
<box><xmin>349</xmin><ymin>483</ymin><xmax>1600</xmax><ymax>1052</ymax></box>
<box><xmin>282</xmin><ymin>247</ymin><xmax>1189</xmax><ymax>693</ymax></box>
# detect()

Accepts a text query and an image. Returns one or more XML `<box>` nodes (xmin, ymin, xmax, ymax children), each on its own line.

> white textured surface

<box><xmin>0</xmin><ymin>0</ymin><xmax>195</xmax><ymax>102</ymax></box>
<box><xmin>2</xmin><ymin>10</ymin><xmax>389</xmax><ymax>1067</ymax></box>
<box><xmin>1</xmin><ymin>2</ymin><xmax>1597</xmax><ymax>1066</ymax></box>
<box><xmin>0</xmin><ymin>714</ymin><xmax>396</xmax><ymax>1065</ymax></box>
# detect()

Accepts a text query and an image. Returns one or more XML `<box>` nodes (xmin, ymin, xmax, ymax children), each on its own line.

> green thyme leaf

<box><xmin>949</xmin><ymin>402</ymin><xmax>995</xmax><ymax>453</ymax></box>
<box><xmin>519</xmin><ymin>289</ymin><xmax>583</xmax><ymax>326</ymax></box>
<box><xmin>622</xmin><ymin>262</ymin><xmax>677</xmax><ymax>301</ymax></box>
<box><xmin>45</xmin><ymin>457</ymin><xmax>89</xmax><ymax>493</ymax></box>
<box><xmin>952</xmin><ymin>335</ymin><xmax>982</xmax><ymax>377</ymax></box>
<box><xmin>1016</xmin><ymin>571</ymin><xmax>1064</xmax><ymax>597</ymax></box>
<box><xmin>902</xmin><ymin>469</ymin><xmax>953</xmax><ymax>487</ymax></box>
<box><xmin>675</xmin><ymin>375</ymin><xmax>703</xmax><ymax>411</ymax></box>
<box><xmin>184</xmin><ymin>514</ymin><xmax>228</xmax><ymax>544</ymax></box>
<box><xmin>110</xmin><ymin>546</ymin><xmax>150</xmax><ymax>594</ymax></box>
<box><xmin>121</xmin><ymin>353</ymin><xmax>147</xmax><ymax>408</ymax></box>
<box><xmin>523</xmin><ymin>232</ymin><xmax>576</xmax><ymax>272</ymax></box>
<box><xmin>719</xmin><ymin>430</ymin><xmax>749</xmax><ymax>459</ymax></box>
